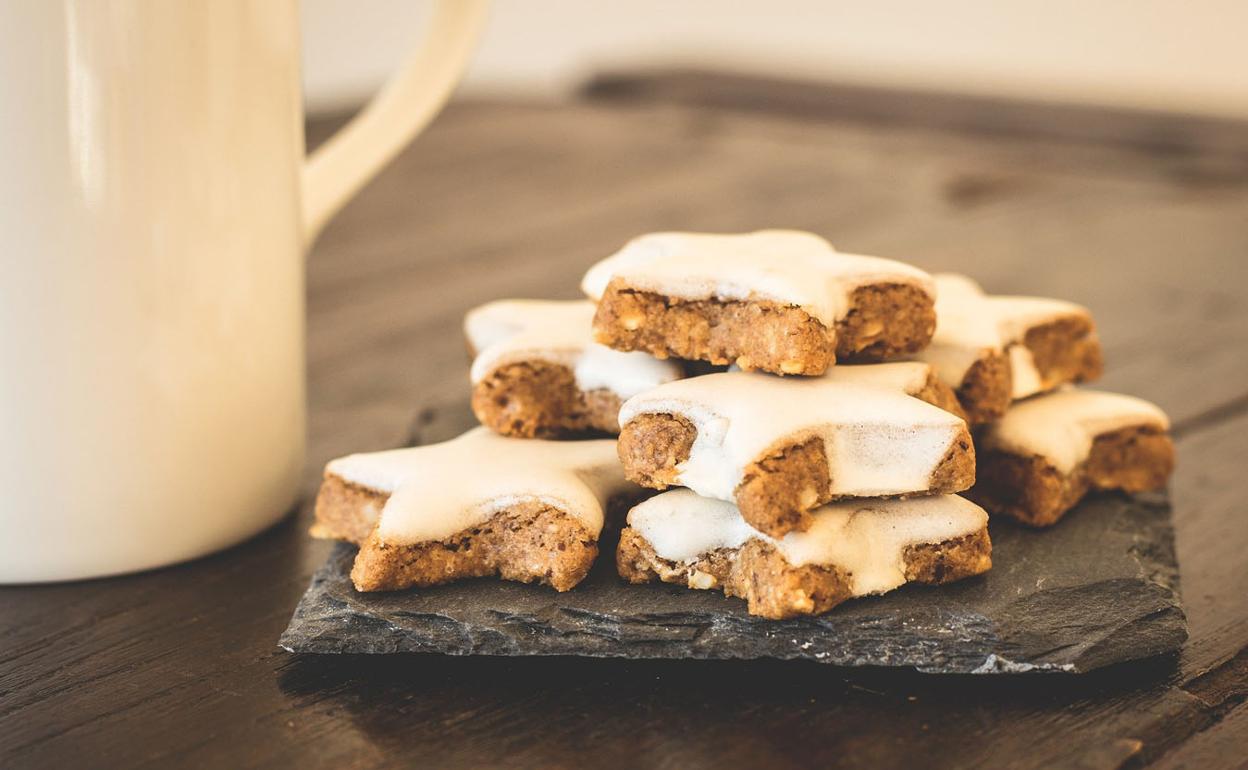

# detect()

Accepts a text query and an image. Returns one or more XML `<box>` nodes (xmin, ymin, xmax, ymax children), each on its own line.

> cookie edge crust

<box><xmin>1021</xmin><ymin>314</ymin><xmax>1105</xmax><ymax>394</ymax></box>
<box><xmin>955</xmin><ymin>350</ymin><xmax>1013</xmax><ymax>424</ymax></box>
<box><xmin>471</xmin><ymin>360</ymin><xmax>623</xmax><ymax>438</ymax></box>
<box><xmin>351</xmin><ymin>501</ymin><xmax>599</xmax><ymax>592</ymax></box>
<box><xmin>311</xmin><ymin>473</ymin><xmax>384</xmax><ymax>544</ymax></box>
<box><xmin>311</xmin><ymin>474</ymin><xmax>601</xmax><ymax>592</ymax></box>
<box><xmin>592</xmin><ymin>279</ymin><xmax>935</xmax><ymax>375</ymax></box>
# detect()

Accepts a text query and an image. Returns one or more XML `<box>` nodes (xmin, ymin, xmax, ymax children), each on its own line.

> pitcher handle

<box><xmin>301</xmin><ymin>0</ymin><xmax>490</xmax><ymax>244</ymax></box>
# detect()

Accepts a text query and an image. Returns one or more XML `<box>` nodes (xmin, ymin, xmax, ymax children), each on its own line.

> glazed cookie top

<box><xmin>817</xmin><ymin>360</ymin><xmax>935</xmax><ymax>393</ymax></box>
<box><xmin>326</xmin><ymin>427</ymin><xmax>631</xmax><ymax>545</ymax></box>
<box><xmin>618</xmin><ymin>364</ymin><xmax>967</xmax><ymax>500</ymax></box>
<box><xmin>726</xmin><ymin>359</ymin><xmax>934</xmax><ymax>392</ymax></box>
<box><xmin>628</xmin><ymin>488</ymin><xmax>988</xmax><ymax>596</ymax></box>
<box><xmin>920</xmin><ymin>273</ymin><xmax>1093</xmax><ymax>398</ymax></box>
<box><xmin>580</xmin><ymin>230</ymin><xmax>934</xmax><ymax>326</ymax></box>
<box><xmin>978</xmin><ymin>388</ymin><xmax>1170</xmax><ymax>473</ymax></box>
<box><xmin>465</xmin><ymin>299</ymin><xmax>683</xmax><ymax>399</ymax></box>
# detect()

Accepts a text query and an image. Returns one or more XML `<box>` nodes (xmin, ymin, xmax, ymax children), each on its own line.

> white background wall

<box><xmin>301</xmin><ymin>0</ymin><xmax>1248</xmax><ymax>119</ymax></box>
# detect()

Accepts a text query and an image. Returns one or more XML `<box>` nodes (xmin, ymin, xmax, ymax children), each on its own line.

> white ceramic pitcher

<box><xmin>0</xmin><ymin>0</ymin><xmax>489</xmax><ymax>582</ymax></box>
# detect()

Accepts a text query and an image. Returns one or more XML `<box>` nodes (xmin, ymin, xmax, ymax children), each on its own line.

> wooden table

<box><xmin>3</xmin><ymin>72</ymin><xmax>1246</xmax><ymax>769</ymax></box>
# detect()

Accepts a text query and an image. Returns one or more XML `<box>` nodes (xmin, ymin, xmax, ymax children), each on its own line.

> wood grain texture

<box><xmin>2</xmin><ymin>73</ymin><xmax>1246</xmax><ymax>769</ymax></box>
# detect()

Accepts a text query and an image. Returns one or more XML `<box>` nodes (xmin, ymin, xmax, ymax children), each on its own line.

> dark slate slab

<box><xmin>281</xmin><ymin>402</ymin><xmax>1186</xmax><ymax>674</ymax></box>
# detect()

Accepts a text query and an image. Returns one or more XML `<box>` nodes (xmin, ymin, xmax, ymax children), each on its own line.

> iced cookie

<box><xmin>617</xmin><ymin>489</ymin><xmax>992</xmax><ymax>619</ymax></box>
<box><xmin>466</xmin><ymin>299</ymin><xmax>683</xmax><ymax>437</ymax></box>
<box><xmin>616</xmin><ymin>362</ymin><xmax>974</xmax><ymax>538</ymax></box>
<box><xmin>918</xmin><ymin>274</ymin><xmax>1103</xmax><ymax>423</ymax></box>
<box><xmin>311</xmin><ymin>428</ymin><xmax>637</xmax><ymax>592</ymax></box>
<box><xmin>969</xmin><ymin>389</ymin><xmax>1173</xmax><ymax>527</ymax></box>
<box><xmin>581</xmin><ymin>230</ymin><xmax>936</xmax><ymax>375</ymax></box>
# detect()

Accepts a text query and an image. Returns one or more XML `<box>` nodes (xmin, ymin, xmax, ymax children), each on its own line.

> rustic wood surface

<box><xmin>2</xmin><ymin>72</ymin><xmax>1246</xmax><ymax>769</ymax></box>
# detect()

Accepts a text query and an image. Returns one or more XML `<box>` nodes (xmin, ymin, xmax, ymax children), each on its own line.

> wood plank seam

<box><xmin>1170</xmin><ymin>392</ymin><xmax>1248</xmax><ymax>441</ymax></box>
<box><xmin>582</xmin><ymin>68</ymin><xmax>1248</xmax><ymax>165</ymax></box>
<box><xmin>1180</xmin><ymin>646</ymin><xmax>1248</xmax><ymax>709</ymax></box>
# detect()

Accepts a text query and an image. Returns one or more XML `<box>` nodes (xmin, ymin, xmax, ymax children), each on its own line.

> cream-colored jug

<box><xmin>0</xmin><ymin>1</ymin><xmax>488</xmax><ymax>582</ymax></box>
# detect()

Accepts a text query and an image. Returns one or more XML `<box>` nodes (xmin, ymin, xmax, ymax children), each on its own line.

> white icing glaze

<box><xmin>628</xmin><ymin>490</ymin><xmax>757</xmax><ymax>563</ymax></box>
<box><xmin>978</xmin><ymin>388</ymin><xmax>1170</xmax><ymax>474</ymax></box>
<box><xmin>820</xmin><ymin>360</ymin><xmax>933</xmax><ymax>393</ymax></box>
<box><xmin>465</xmin><ymin>299</ymin><xmax>681</xmax><ymax>399</ymax></box>
<box><xmin>725</xmin><ymin>360</ymin><xmax>933</xmax><ymax>392</ymax></box>
<box><xmin>580</xmin><ymin>230</ymin><xmax>934</xmax><ymax>326</ymax></box>
<box><xmin>326</xmin><ymin>427</ymin><xmax>631</xmax><ymax>545</ymax></box>
<box><xmin>919</xmin><ymin>273</ymin><xmax>1090</xmax><ymax>393</ymax></box>
<box><xmin>628</xmin><ymin>488</ymin><xmax>988</xmax><ymax>596</ymax></box>
<box><xmin>1007</xmin><ymin>345</ymin><xmax>1043</xmax><ymax>399</ymax></box>
<box><xmin>618</xmin><ymin>366</ymin><xmax>965</xmax><ymax>501</ymax></box>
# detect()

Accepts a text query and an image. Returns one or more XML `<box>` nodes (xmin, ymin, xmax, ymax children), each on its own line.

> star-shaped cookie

<box><xmin>581</xmin><ymin>230</ymin><xmax>937</xmax><ymax>375</ymax></box>
<box><xmin>618</xmin><ymin>489</ymin><xmax>992</xmax><ymax>619</ymax></box>
<box><xmin>969</xmin><ymin>388</ymin><xmax>1173</xmax><ymax>526</ymax></box>
<box><xmin>312</xmin><ymin>427</ymin><xmax>637</xmax><ymax>591</ymax></box>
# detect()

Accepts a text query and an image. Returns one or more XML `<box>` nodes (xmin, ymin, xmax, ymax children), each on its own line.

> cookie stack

<box><xmin>310</xmin><ymin>229</ymin><xmax>1174</xmax><ymax>620</ymax></box>
<box><xmin>573</xmin><ymin>231</ymin><xmax>992</xmax><ymax>617</ymax></box>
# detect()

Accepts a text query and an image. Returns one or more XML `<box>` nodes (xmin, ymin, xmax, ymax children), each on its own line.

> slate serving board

<box><xmin>280</xmin><ymin>404</ymin><xmax>1186</xmax><ymax>674</ymax></box>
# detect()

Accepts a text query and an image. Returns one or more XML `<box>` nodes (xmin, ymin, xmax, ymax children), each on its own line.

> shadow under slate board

<box><xmin>280</xmin><ymin>402</ymin><xmax>1186</xmax><ymax>674</ymax></box>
